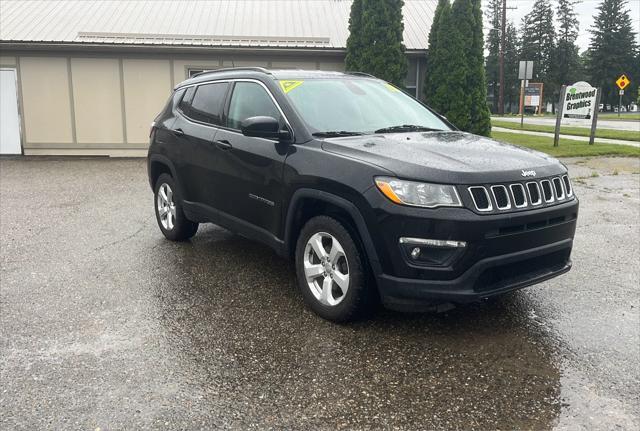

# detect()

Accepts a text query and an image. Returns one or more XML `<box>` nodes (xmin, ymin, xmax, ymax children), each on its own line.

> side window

<box><xmin>227</xmin><ymin>82</ymin><xmax>281</xmax><ymax>130</ymax></box>
<box><xmin>188</xmin><ymin>82</ymin><xmax>229</xmax><ymax>125</ymax></box>
<box><xmin>178</xmin><ymin>86</ymin><xmax>195</xmax><ymax>114</ymax></box>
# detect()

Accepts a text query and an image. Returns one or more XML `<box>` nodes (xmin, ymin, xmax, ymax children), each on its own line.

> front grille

<box><xmin>467</xmin><ymin>176</ymin><xmax>574</xmax><ymax>213</ymax></box>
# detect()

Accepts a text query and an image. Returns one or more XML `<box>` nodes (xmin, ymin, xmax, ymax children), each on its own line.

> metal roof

<box><xmin>0</xmin><ymin>0</ymin><xmax>435</xmax><ymax>51</ymax></box>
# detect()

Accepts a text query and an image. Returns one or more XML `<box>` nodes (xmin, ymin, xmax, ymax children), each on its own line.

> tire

<box><xmin>154</xmin><ymin>173</ymin><xmax>198</xmax><ymax>241</ymax></box>
<box><xmin>295</xmin><ymin>215</ymin><xmax>371</xmax><ymax>322</ymax></box>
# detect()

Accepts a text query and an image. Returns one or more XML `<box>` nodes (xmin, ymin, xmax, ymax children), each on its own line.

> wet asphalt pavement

<box><xmin>1</xmin><ymin>157</ymin><xmax>638</xmax><ymax>430</ymax></box>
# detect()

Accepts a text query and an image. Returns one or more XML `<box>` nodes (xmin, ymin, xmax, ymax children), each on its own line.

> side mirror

<box><xmin>240</xmin><ymin>116</ymin><xmax>291</xmax><ymax>141</ymax></box>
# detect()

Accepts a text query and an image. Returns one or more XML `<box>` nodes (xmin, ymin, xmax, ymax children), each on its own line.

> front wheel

<box><xmin>295</xmin><ymin>216</ymin><xmax>372</xmax><ymax>322</ymax></box>
<box><xmin>154</xmin><ymin>173</ymin><xmax>198</xmax><ymax>241</ymax></box>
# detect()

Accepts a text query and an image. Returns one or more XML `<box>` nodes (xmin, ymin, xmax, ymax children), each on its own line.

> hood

<box><xmin>321</xmin><ymin>131</ymin><xmax>565</xmax><ymax>184</ymax></box>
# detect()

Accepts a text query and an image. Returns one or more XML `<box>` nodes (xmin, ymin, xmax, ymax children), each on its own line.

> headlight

<box><xmin>375</xmin><ymin>177</ymin><xmax>462</xmax><ymax>208</ymax></box>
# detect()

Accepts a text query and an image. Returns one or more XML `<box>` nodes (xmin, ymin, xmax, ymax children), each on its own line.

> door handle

<box><xmin>171</xmin><ymin>128</ymin><xmax>185</xmax><ymax>137</ymax></box>
<box><xmin>214</xmin><ymin>139</ymin><xmax>233</xmax><ymax>150</ymax></box>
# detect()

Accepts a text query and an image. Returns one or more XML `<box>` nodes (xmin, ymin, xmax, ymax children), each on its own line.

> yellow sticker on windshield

<box><xmin>279</xmin><ymin>80</ymin><xmax>304</xmax><ymax>93</ymax></box>
<box><xmin>385</xmin><ymin>83</ymin><xmax>400</xmax><ymax>92</ymax></box>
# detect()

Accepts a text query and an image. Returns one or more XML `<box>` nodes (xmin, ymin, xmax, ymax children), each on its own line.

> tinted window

<box><xmin>178</xmin><ymin>86</ymin><xmax>195</xmax><ymax>114</ymax></box>
<box><xmin>188</xmin><ymin>82</ymin><xmax>229</xmax><ymax>125</ymax></box>
<box><xmin>227</xmin><ymin>82</ymin><xmax>281</xmax><ymax>130</ymax></box>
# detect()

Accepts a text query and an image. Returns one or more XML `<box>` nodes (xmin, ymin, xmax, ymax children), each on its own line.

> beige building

<box><xmin>0</xmin><ymin>0</ymin><xmax>435</xmax><ymax>157</ymax></box>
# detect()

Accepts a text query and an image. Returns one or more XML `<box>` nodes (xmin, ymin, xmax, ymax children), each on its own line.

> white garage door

<box><xmin>0</xmin><ymin>68</ymin><xmax>22</xmax><ymax>155</ymax></box>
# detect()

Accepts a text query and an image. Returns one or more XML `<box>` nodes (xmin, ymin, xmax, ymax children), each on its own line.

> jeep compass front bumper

<box><xmin>362</xmin><ymin>188</ymin><xmax>579</xmax><ymax>311</ymax></box>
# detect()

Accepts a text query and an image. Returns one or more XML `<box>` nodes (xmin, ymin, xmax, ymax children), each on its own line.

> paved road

<box><xmin>1</xmin><ymin>157</ymin><xmax>638</xmax><ymax>430</ymax></box>
<box><xmin>495</xmin><ymin>115</ymin><xmax>640</xmax><ymax>132</ymax></box>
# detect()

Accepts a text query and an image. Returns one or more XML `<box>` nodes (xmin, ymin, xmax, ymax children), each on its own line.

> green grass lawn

<box><xmin>491</xmin><ymin>120</ymin><xmax>640</xmax><ymax>142</ymax></box>
<box><xmin>598</xmin><ymin>113</ymin><xmax>640</xmax><ymax>121</ymax></box>
<box><xmin>491</xmin><ymin>131</ymin><xmax>640</xmax><ymax>158</ymax></box>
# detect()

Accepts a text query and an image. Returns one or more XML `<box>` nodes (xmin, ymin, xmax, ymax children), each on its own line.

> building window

<box><xmin>187</xmin><ymin>68</ymin><xmax>215</xmax><ymax>78</ymax></box>
<box><xmin>404</xmin><ymin>58</ymin><xmax>419</xmax><ymax>98</ymax></box>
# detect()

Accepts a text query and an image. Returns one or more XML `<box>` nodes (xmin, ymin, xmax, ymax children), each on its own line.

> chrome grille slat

<box><xmin>527</xmin><ymin>182</ymin><xmax>542</xmax><ymax>206</ymax></box>
<box><xmin>510</xmin><ymin>183</ymin><xmax>528</xmax><ymax>208</ymax></box>
<box><xmin>491</xmin><ymin>185</ymin><xmax>511</xmax><ymax>210</ymax></box>
<box><xmin>468</xmin><ymin>186</ymin><xmax>493</xmax><ymax>212</ymax></box>
<box><xmin>467</xmin><ymin>176</ymin><xmax>574</xmax><ymax>213</ymax></box>
<box><xmin>552</xmin><ymin>177</ymin><xmax>565</xmax><ymax>200</ymax></box>
<box><xmin>562</xmin><ymin>174</ymin><xmax>573</xmax><ymax>197</ymax></box>
<box><xmin>540</xmin><ymin>180</ymin><xmax>555</xmax><ymax>203</ymax></box>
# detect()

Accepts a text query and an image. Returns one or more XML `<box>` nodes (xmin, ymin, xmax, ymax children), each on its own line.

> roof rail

<box><xmin>345</xmin><ymin>71</ymin><xmax>376</xmax><ymax>78</ymax></box>
<box><xmin>192</xmin><ymin>67</ymin><xmax>271</xmax><ymax>78</ymax></box>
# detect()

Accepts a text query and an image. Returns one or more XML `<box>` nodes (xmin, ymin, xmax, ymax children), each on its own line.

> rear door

<box><xmin>212</xmin><ymin>80</ymin><xmax>290</xmax><ymax>235</ymax></box>
<box><xmin>171</xmin><ymin>81</ymin><xmax>230</xmax><ymax>207</ymax></box>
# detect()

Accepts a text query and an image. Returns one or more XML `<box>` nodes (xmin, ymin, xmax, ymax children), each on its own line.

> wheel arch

<box><xmin>284</xmin><ymin>188</ymin><xmax>381</xmax><ymax>275</ymax></box>
<box><xmin>148</xmin><ymin>154</ymin><xmax>182</xmax><ymax>194</ymax></box>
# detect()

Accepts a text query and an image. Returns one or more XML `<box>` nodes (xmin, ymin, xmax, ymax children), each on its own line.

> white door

<box><xmin>0</xmin><ymin>68</ymin><xmax>22</xmax><ymax>155</ymax></box>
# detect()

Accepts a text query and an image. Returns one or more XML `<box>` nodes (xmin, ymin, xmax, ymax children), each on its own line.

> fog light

<box><xmin>410</xmin><ymin>247</ymin><xmax>421</xmax><ymax>259</ymax></box>
<box><xmin>399</xmin><ymin>237</ymin><xmax>467</xmax><ymax>267</ymax></box>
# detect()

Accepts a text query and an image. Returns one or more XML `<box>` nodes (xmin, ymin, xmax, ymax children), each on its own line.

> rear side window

<box><xmin>178</xmin><ymin>86</ymin><xmax>195</xmax><ymax>114</ymax></box>
<box><xmin>188</xmin><ymin>82</ymin><xmax>229</xmax><ymax>125</ymax></box>
<box><xmin>227</xmin><ymin>82</ymin><xmax>281</xmax><ymax>130</ymax></box>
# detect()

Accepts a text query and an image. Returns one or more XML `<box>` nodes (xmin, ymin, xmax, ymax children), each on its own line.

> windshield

<box><xmin>280</xmin><ymin>78</ymin><xmax>451</xmax><ymax>134</ymax></box>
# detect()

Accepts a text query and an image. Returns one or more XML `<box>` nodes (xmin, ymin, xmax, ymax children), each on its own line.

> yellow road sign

<box><xmin>616</xmin><ymin>74</ymin><xmax>630</xmax><ymax>90</ymax></box>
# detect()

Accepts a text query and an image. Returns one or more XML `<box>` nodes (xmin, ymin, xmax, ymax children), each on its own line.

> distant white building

<box><xmin>0</xmin><ymin>0</ymin><xmax>435</xmax><ymax>156</ymax></box>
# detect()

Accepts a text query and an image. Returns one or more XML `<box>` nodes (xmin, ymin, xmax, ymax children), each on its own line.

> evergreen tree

<box><xmin>426</xmin><ymin>1</ymin><xmax>452</xmax><ymax>112</ymax></box>
<box><xmin>357</xmin><ymin>0</ymin><xmax>408</xmax><ymax>86</ymax></box>
<box><xmin>484</xmin><ymin>0</ymin><xmax>502</xmax><ymax>112</ymax></box>
<box><xmin>520</xmin><ymin>0</ymin><xmax>556</xmax><ymax>105</ymax></box>
<box><xmin>345</xmin><ymin>0</ymin><xmax>365</xmax><ymax>71</ymax></box>
<box><xmin>436</xmin><ymin>0</ymin><xmax>473</xmax><ymax>130</ymax></box>
<box><xmin>587</xmin><ymin>0</ymin><xmax>638</xmax><ymax>108</ymax></box>
<box><xmin>424</xmin><ymin>0</ymin><xmax>449</xmax><ymax>103</ymax></box>
<box><xmin>429</xmin><ymin>0</ymin><xmax>490</xmax><ymax>135</ymax></box>
<box><xmin>553</xmin><ymin>0</ymin><xmax>581</xmax><ymax>87</ymax></box>
<box><xmin>468</xmin><ymin>0</ymin><xmax>491</xmax><ymax>136</ymax></box>
<box><xmin>503</xmin><ymin>23</ymin><xmax>521</xmax><ymax>112</ymax></box>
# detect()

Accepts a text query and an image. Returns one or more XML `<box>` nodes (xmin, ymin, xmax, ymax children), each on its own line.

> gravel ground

<box><xmin>1</xmin><ymin>156</ymin><xmax>638</xmax><ymax>430</ymax></box>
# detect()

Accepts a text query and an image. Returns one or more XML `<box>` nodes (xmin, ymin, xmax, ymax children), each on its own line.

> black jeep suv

<box><xmin>148</xmin><ymin>67</ymin><xmax>578</xmax><ymax>322</ymax></box>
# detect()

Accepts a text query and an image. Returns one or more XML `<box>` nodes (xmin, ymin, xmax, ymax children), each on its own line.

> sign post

<box><xmin>553</xmin><ymin>85</ymin><xmax>567</xmax><ymax>147</ymax></box>
<box><xmin>589</xmin><ymin>88</ymin><xmax>602</xmax><ymax>145</ymax></box>
<box><xmin>518</xmin><ymin>60</ymin><xmax>533</xmax><ymax>127</ymax></box>
<box><xmin>555</xmin><ymin>81</ymin><xmax>599</xmax><ymax>146</ymax></box>
<box><xmin>616</xmin><ymin>74</ymin><xmax>630</xmax><ymax>117</ymax></box>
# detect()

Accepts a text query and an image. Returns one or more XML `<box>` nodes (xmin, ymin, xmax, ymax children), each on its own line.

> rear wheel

<box><xmin>154</xmin><ymin>173</ymin><xmax>198</xmax><ymax>241</ymax></box>
<box><xmin>295</xmin><ymin>216</ymin><xmax>371</xmax><ymax>322</ymax></box>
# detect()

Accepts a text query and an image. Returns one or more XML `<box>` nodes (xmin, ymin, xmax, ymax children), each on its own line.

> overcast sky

<box><xmin>484</xmin><ymin>0</ymin><xmax>640</xmax><ymax>53</ymax></box>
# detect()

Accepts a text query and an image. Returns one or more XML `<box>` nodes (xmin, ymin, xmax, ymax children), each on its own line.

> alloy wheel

<box><xmin>303</xmin><ymin>232</ymin><xmax>350</xmax><ymax>306</ymax></box>
<box><xmin>157</xmin><ymin>183</ymin><xmax>176</xmax><ymax>230</ymax></box>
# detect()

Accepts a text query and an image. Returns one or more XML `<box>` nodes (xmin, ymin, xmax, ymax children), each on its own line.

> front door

<box><xmin>0</xmin><ymin>69</ymin><xmax>22</xmax><ymax>155</ymax></box>
<box><xmin>213</xmin><ymin>81</ymin><xmax>289</xmax><ymax>235</ymax></box>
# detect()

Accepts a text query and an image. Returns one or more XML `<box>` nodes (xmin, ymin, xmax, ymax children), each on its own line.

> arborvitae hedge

<box><xmin>425</xmin><ymin>0</ymin><xmax>491</xmax><ymax>136</ymax></box>
<box><xmin>345</xmin><ymin>0</ymin><xmax>365</xmax><ymax>72</ymax></box>
<box><xmin>345</xmin><ymin>0</ymin><xmax>408</xmax><ymax>87</ymax></box>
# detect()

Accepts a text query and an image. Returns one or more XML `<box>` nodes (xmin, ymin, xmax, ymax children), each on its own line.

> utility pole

<box><xmin>498</xmin><ymin>0</ymin><xmax>506</xmax><ymax>115</ymax></box>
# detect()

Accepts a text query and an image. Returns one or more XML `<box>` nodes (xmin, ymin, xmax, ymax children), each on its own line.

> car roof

<box><xmin>175</xmin><ymin>67</ymin><xmax>377</xmax><ymax>89</ymax></box>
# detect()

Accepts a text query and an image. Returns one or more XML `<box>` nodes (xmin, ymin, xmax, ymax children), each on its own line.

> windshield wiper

<box><xmin>312</xmin><ymin>131</ymin><xmax>365</xmax><ymax>138</ymax></box>
<box><xmin>374</xmin><ymin>124</ymin><xmax>443</xmax><ymax>134</ymax></box>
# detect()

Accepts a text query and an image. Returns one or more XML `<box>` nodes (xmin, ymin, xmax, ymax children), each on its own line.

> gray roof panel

<box><xmin>0</xmin><ymin>0</ymin><xmax>435</xmax><ymax>50</ymax></box>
